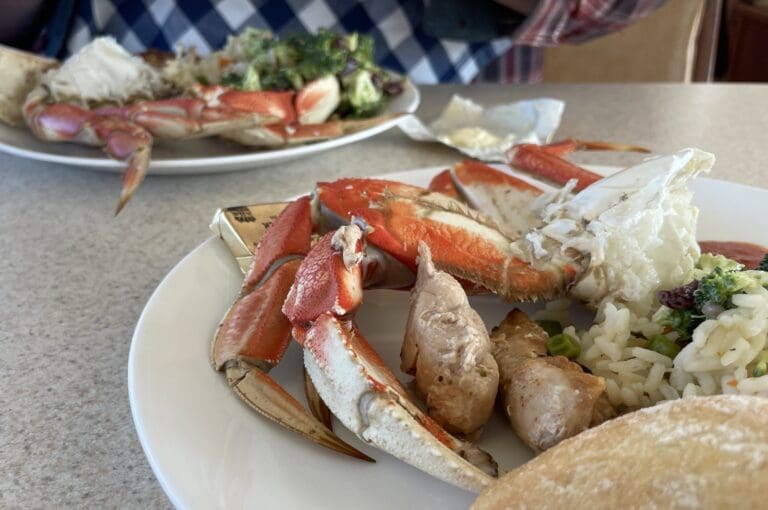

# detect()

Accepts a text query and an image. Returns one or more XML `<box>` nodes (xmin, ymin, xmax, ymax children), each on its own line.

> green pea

<box><xmin>546</xmin><ymin>333</ymin><xmax>581</xmax><ymax>360</ymax></box>
<box><xmin>536</xmin><ymin>319</ymin><xmax>563</xmax><ymax>337</ymax></box>
<box><xmin>752</xmin><ymin>351</ymin><xmax>768</xmax><ymax>377</ymax></box>
<box><xmin>645</xmin><ymin>334</ymin><xmax>682</xmax><ymax>359</ymax></box>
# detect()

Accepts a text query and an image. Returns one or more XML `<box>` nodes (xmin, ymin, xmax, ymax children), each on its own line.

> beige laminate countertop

<box><xmin>1</xmin><ymin>83</ymin><xmax>767</xmax><ymax>508</ymax></box>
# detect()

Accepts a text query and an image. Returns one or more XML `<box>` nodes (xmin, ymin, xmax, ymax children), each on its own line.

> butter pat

<box><xmin>399</xmin><ymin>95</ymin><xmax>565</xmax><ymax>161</ymax></box>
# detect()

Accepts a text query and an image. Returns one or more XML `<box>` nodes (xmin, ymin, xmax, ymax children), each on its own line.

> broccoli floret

<box><xmin>261</xmin><ymin>68</ymin><xmax>304</xmax><ymax>91</ymax></box>
<box><xmin>340</xmin><ymin>69</ymin><xmax>384</xmax><ymax>117</ymax></box>
<box><xmin>287</xmin><ymin>29</ymin><xmax>348</xmax><ymax>80</ymax></box>
<box><xmin>239</xmin><ymin>28</ymin><xmax>276</xmax><ymax>69</ymax></box>
<box><xmin>349</xmin><ymin>34</ymin><xmax>375</xmax><ymax>68</ymax></box>
<box><xmin>693</xmin><ymin>267</ymin><xmax>754</xmax><ymax>309</ymax></box>
<box><xmin>220</xmin><ymin>72</ymin><xmax>241</xmax><ymax>88</ymax></box>
<box><xmin>344</xmin><ymin>33</ymin><xmax>359</xmax><ymax>52</ymax></box>
<box><xmin>241</xmin><ymin>65</ymin><xmax>261</xmax><ymax>91</ymax></box>
<box><xmin>696</xmin><ymin>253</ymin><xmax>744</xmax><ymax>273</ymax></box>
<box><xmin>758</xmin><ymin>253</ymin><xmax>768</xmax><ymax>272</ymax></box>
<box><xmin>658</xmin><ymin>308</ymin><xmax>702</xmax><ymax>341</ymax></box>
<box><xmin>272</xmin><ymin>40</ymin><xmax>298</xmax><ymax>67</ymax></box>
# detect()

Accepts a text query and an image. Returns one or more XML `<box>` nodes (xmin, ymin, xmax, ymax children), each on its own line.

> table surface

<box><xmin>2</xmin><ymin>83</ymin><xmax>768</xmax><ymax>508</ymax></box>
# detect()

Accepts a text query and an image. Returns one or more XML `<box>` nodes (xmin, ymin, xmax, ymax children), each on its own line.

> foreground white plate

<box><xmin>0</xmin><ymin>81</ymin><xmax>419</xmax><ymax>175</ymax></box>
<box><xmin>129</xmin><ymin>165</ymin><xmax>768</xmax><ymax>509</ymax></box>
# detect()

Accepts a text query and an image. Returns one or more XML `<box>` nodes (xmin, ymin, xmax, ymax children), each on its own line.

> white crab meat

<box><xmin>43</xmin><ymin>37</ymin><xmax>168</xmax><ymax>103</ymax></box>
<box><xmin>515</xmin><ymin>148</ymin><xmax>715</xmax><ymax>315</ymax></box>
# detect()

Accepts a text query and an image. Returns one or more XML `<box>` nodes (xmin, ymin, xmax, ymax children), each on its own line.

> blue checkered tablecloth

<box><xmin>65</xmin><ymin>0</ymin><xmax>515</xmax><ymax>84</ymax></box>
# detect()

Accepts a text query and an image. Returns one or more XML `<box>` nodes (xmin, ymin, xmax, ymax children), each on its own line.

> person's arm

<box><xmin>494</xmin><ymin>0</ymin><xmax>538</xmax><ymax>15</ymax></box>
<box><xmin>500</xmin><ymin>0</ymin><xmax>667</xmax><ymax>46</ymax></box>
<box><xmin>0</xmin><ymin>0</ymin><xmax>48</xmax><ymax>47</ymax></box>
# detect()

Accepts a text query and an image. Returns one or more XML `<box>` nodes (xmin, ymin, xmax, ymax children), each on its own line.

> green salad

<box><xmin>221</xmin><ymin>28</ymin><xmax>404</xmax><ymax>118</ymax></box>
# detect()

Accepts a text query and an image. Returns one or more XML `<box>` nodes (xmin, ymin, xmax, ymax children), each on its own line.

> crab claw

<box><xmin>303</xmin><ymin>315</ymin><xmax>496</xmax><ymax>492</ymax></box>
<box><xmin>212</xmin><ymin>198</ymin><xmax>371</xmax><ymax>461</ymax></box>
<box><xmin>283</xmin><ymin>225</ymin><xmax>497</xmax><ymax>492</ymax></box>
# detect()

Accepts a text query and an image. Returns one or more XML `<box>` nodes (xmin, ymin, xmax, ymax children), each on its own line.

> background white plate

<box><xmin>0</xmin><ymin>81</ymin><xmax>419</xmax><ymax>175</ymax></box>
<box><xmin>129</xmin><ymin>165</ymin><xmax>768</xmax><ymax>509</ymax></box>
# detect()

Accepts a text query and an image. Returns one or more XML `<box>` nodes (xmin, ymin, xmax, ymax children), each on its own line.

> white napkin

<box><xmin>399</xmin><ymin>95</ymin><xmax>565</xmax><ymax>161</ymax></box>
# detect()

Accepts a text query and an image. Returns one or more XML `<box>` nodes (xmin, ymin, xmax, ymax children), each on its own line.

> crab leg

<box><xmin>212</xmin><ymin>198</ymin><xmax>371</xmax><ymax>461</ymax></box>
<box><xmin>507</xmin><ymin>139</ymin><xmax>649</xmax><ymax>192</ymax></box>
<box><xmin>282</xmin><ymin>227</ymin><xmax>497</xmax><ymax>493</ymax></box>
<box><xmin>316</xmin><ymin>179</ymin><xmax>582</xmax><ymax>302</ymax></box>
<box><xmin>94</xmin><ymin>99</ymin><xmax>277</xmax><ymax>140</ymax></box>
<box><xmin>23</xmin><ymin>93</ymin><xmax>155</xmax><ymax>214</ymax></box>
<box><xmin>426</xmin><ymin>140</ymin><xmax>650</xmax><ymax>236</ymax></box>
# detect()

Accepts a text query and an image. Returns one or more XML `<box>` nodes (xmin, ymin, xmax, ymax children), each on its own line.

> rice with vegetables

<box><xmin>556</xmin><ymin>255</ymin><xmax>768</xmax><ymax>409</ymax></box>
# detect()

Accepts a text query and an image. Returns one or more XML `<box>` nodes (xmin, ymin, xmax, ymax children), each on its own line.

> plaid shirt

<box><xmin>63</xmin><ymin>0</ymin><xmax>665</xmax><ymax>84</ymax></box>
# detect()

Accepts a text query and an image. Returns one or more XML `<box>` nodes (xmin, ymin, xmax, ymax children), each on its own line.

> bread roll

<box><xmin>0</xmin><ymin>45</ymin><xmax>57</xmax><ymax>126</ymax></box>
<box><xmin>473</xmin><ymin>395</ymin><xmax>768</xmax><ymax>509</ymax></box>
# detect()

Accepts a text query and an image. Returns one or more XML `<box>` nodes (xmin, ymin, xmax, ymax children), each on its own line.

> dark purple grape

<box><xmin>658</xmin><ymin>280</ymin><xmax>699</xmax><ymax>310</ymax></box>
<box><xmin>341</xmin><ymin>57</ymin><xmax>358</xmax><ymax>76</ymax></box>
<box><xmin>383</xmin><ymin>80</ymin><xmax>403</xmax><ymax>96</ymax></box>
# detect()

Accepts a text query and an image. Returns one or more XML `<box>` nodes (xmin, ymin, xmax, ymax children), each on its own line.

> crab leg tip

<box><xmin>303</xmin><ymin>365</ymin><xmax>334</xmax><ymax>430</ymax></box>
<box><xmin>229</xmin><ymin>364</ymin><xmax>373</xmax><ymax>461</ymax></box>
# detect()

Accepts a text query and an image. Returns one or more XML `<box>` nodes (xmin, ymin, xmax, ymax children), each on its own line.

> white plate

<box><xmin>0</xmin><ymin>81</ymin><xmax>419</xmax><ymax>175</ymax></box>
<box><xmin>129</xmin><ymin>165</ymin><xmax>768</xmax><ymax>509</ymax></box>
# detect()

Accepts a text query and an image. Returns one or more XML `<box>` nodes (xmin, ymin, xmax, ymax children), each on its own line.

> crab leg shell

<box><xmin>225</xmin><ymin>361</ymin><xmax>373</xmax><ymax>462</ymax></box>
<box><xmin>283</xmin><ymin>229</ymin><xmax>364</xmax><ymax>327</ymax></box>
<box><xmin>353</xmin><ymin>194</ymin><xmax>579</xmax><ymax>302</ymax></box>
<box><xmin>540</xmin><ymin>139</ymin><xmax>650</xmax><ymax>157</ymax></box>
<box><xmin>22</xmin><ymin>92</ymin><xmax>155</xmax><ymax>215</ymax></box>
<box><xmin>213</xmin><ymin>259</ymin><xmax>301</xmax><ymax>370</ymax></box>
<box><xmin>449</xmin><ymin>160</ymin><xmax>544</xmax><ymax>238</ymax></box>
<box><xmin>507</xmin><ymin>140</ymin><xmax>650</xmax><ymax>192</ymax></box>
<box><xmin>193</xmin><ymin>85</ymin><xmax>297</xmax><ymax>125</ymax></box>
<box><xmin>315</xmin><ymin>178</ymin><xmax>426</xmax><ymax>225</ymax></box>
<box><xmin>303</xmin><ymin>367</ymin><xmax>333</xmax><ymax>429</ymax></box>
<box><xmin>95</xmin><ymin>100</ymin><xmax>271</xmax><ymax>140</ymax></box>
<box><xmin>508</xmin><ymin>143</ymin><xmax>603</xmax><ymax>192</ymax></box>
<box><xmin>427</xmin><ymin>169</ymin><xmax>462</xmax><ymax>199</ymax></box>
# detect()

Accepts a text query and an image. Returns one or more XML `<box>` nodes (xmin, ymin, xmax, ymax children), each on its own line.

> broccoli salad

<box><xmin>219</xmin><ymin>28</ymin><xmax>404</xmax><ymax>118</ymax></box>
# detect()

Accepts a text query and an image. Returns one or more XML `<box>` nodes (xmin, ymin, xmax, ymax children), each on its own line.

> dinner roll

<box><xmin>0</xmin><ymin>45</ymin><xmax>57</xmax><ymax>126</ymax></box>
<box><xmin>472</xmin><ymin>395</ymin><xmax>768</xmax><ymax>510</ymax></box>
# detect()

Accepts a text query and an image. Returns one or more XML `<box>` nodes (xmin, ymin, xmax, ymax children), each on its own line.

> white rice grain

<box><xmin>631</xmin><ymin>347</ymin><xmax>674</xmax><ymax>367</ymax></box>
